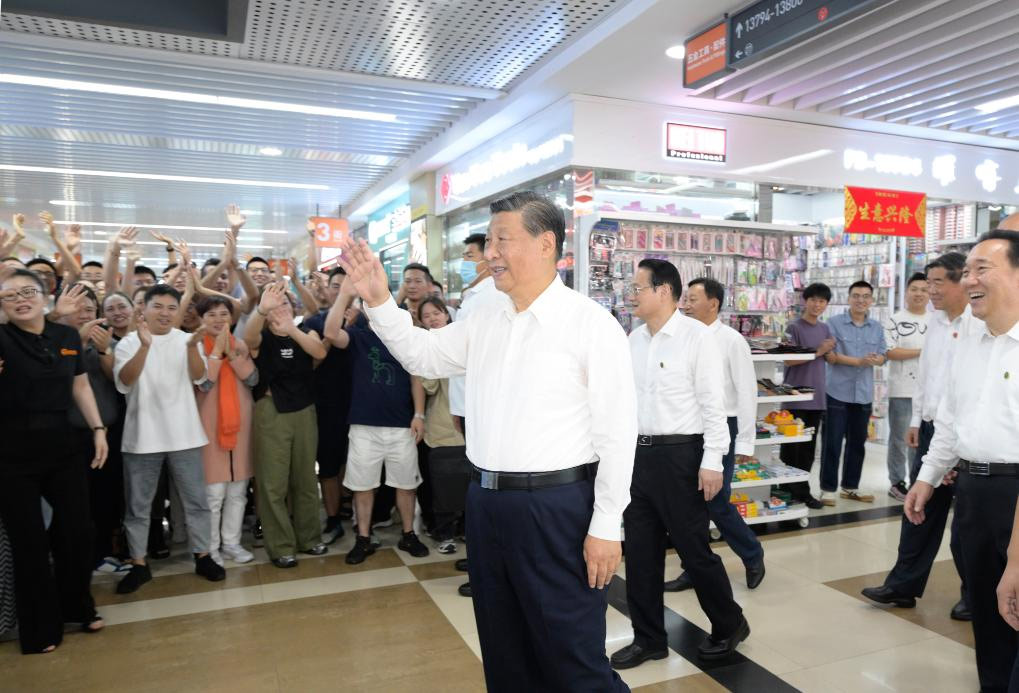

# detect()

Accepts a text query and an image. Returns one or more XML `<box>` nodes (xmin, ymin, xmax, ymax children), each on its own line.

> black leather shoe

<box><xmin>803</xmin><ymin>495</ymin><xmax>824</xmax><ymax>509</ymax></box>
<box><xmin>457</xmin><ymin>582</ymin><xmax>472</xmax><ymax>598</ymax></box>
<box><xmin>301</xmin><ymin>543</ymin><xmax>328</xmax><ymax>556</ymax></box>
<box><xmin>664</xmin><ymin>572</ymin><xmax>693</xmax><ymax>592</ymax></box>
<box><xmin>271</xmin><ymin>555</ymin><xmax>298</xmax><ymax>569</ymax></box>
<box><xmin>455</xmin><ymin>558</ymin><xmax>469</xmax><ymax>572</ymax></box>
<box><xmin>745</xmin><ymin>560</ymin><xmax>766</xmax><ymax>589</ymax></box>
<box><xmin>950</xmin><ymin>599</ymin><xmax>972</xmax><ymax>621</ymax></box>
<box><xmin>610</xmin><ymin>642</ymin><xmax>668</xmax><ymax>670</ymax></box>
<box><xmin>698</xmin><ymin>615</ymin><xmax>750</xmax><ymax>660</ymax></box>
<box><xmin>861</xmin><ymin>585</ymin><xmax>916</xmax><ymax>608</ymax></box>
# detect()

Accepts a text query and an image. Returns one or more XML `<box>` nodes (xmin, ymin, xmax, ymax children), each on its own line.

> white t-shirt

<box><xmin>885</xmin><ymin>309</ymin><xmax>928</xmax><ymax>398</ymax></box>
<box><xmin>114</xmin><ymin>328</ymin><xmax>208</xmax><ymax>454</ymax></box>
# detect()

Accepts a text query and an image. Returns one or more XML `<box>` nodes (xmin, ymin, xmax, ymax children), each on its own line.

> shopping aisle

<box><xmin>0</xmin><ymin>444</ymin><xmax>973</xmax><ymax>692</ymax></box>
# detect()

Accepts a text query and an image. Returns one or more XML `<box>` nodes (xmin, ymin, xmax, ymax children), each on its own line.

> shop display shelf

<box><xmin>757</xmin><ymin>393</ymin><xmax>814</xmax><ymax>404</ymax></box>
<box><xmin>731</xmin><ymin>470</ymin><xmax>810</xmax><ymax>489</ymax></box>
<box><xmin>754</xmin><ymin>434</ymin><xmax>812</xmax><ymax>446</ymax></box>
<box><xmin>710</xmin><ymin>506</ymin><xmax>810</xmax><ymax>534</ymax></box>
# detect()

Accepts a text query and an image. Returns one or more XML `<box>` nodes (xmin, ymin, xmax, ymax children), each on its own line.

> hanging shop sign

<box><xmin>683</xmin><ymin>22</ymin><xmax>731</xmax><ymax>89</ymax></box>
<box><xmin>665</xmin><ymin>123</ymin><xmax>727</xmax><ymax>162</ymax></box>
<box><xmin>844</xmin><ymin>186</ymin><xmax>926</xmax><ymax>238</ymax></box>
<box><xmin>309</xmin><ymin>217</ymin><xmax>349</xmax><ymax>249</ymax></box>
<box><xmin>368</xmin><ymin>202</ymin><xmax>411</xmax><ymax>247</ymax></box>
<box><xmin>728</xmin><ymin>0</ymin><xmax>881</xmax><ymax>68</ymax></box>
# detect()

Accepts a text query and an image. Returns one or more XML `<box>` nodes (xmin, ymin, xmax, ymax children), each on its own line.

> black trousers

<box><xmin>74</xmin><ymin>425</ymin><xmax>125</xmax><ymax>564</ymax></box>
<box><xmin>427</xmin><ymin>445</ymin><xmax>469</xmax><ymax>541</ymax></box>
<box><xmin>779</xmin><ymin>409</ymin><xmax>824</xmax><ymax>500</ymax></box>
<box><xmin>954</xmin><ymin>470</ymin><xmax>1019</xmax><ymax>693</ymax></box>
<box><xmin>625</xmin><ymin>439</ymin><xmax>741</xmax><ymax>645</ymax></box>
<box><xmin>884</xmin><ymin>421</ymin><xmax>966</xmax><ymax>601</ymax></box>
<box><xmin>0</xmin><ymin>457</ymin><xmax>96</xmax><ymax>653</ymax></box>
<box><xmin>465</xmin><ymin>477</ymin><xmax>626</xmax><ymax>693</ymax></box>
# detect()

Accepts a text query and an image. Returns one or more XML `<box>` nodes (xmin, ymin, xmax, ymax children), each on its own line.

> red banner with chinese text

<box><xmin>845</xmin><ymin>186</ymin><xmax>926</xmax><ymax>238</ymax></box>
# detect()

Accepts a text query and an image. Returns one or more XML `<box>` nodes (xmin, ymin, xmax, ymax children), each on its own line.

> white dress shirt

<box><xmin>448</xmin><ymin>276</ymin><xmax>498</xmax><ymax>417</ymax></box>
<box><xmin>629</xmin><ymin>310</ymin><xmax>731</xmax><ymax>472</ymax></box>
<box><xmin>364</xmin><ymin>274</ymin><xmax>637</xmax><ymax>541</ymax></box>
<box><xmin>909</xmin><ymin>305</ymin><xmax>982</xmax><ymax>428</ymax></box>
<box><xmin>709</xmin><ymin>319</ymin><xmax>758</xmax><ymax>457</ymax></box>
<box><xmin>918</xmin><ymin>319</ymin><xmax>1019</xmax><ymax>486</ymax></box>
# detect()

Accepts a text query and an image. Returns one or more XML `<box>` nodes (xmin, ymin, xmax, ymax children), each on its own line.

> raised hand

<box><xmin>267</xmin><ymin>305</ymin><xmax>293</xmax><ymax>334</ymax></box>
<box><xmin>187</xmin><ymin>324</ymin><xmax>208</xmax><ymax>346</ymax></box>
<box><xmin>212</xmin><ymin>324</ymin><xmax>230</xmax><ymax>357</ymax></box>
<box><xmin>337</xmin><ymin>238</ymin><xmax>391</xmax><ymax>307</ymax></box>
<box><xmin>223</xmin><ymin>231</ymin><xmax>238</xmax><ymax>265</ymax></box>
<box><xmin>173</xmin><ymin>238</ymin><xmax>192</xmax><ymax>267</ymax></box>
<box><xmin>115</xmin><ymin>226</ymin><xmax>139</xmax><ymax>251</ymax></box>
<box><xmin>150</xmin><ymin>230</ymin><xmax>174</xmax><ymax>247</ymax></box>
<box><xmin>78</xmin><ymin>317</ymin><xmax>105</xmax><ymax>345</ymax></box>
<box><xmin>306</xmin><ymin>217</ymin><xmax>316</xmax><ymax>238</ymax></box>
<box><xmin>226</xmin><ymin>204</ymin><xmax>246</xmax><ymax>236</ymax></box>
<box><xmin>38</xmin><ymin>210</ymin><xmax>57</xmax><ymax>240</ymax></box>
<box><xmin>66</xmin><ymin>224</ymin><xmax>82</xmax><ymax>255</ymax></box>
<box><xmin>136</xmin><ymin>316</ymin><xmax>153</xmax><ymax>347</ymax></box>
<box><xmin>12</xmin><ymin>213</ymin><xmax>26</xmax><ymax>236</ymax></box>
<box><xmin>90</xmin><ymin>324</ymin><xmax>114</xmax><ymax>354</ymax></box>
<box><xmin>258</xmin><ymin>281</ymin><xmax>288</xmax><ymax>313</ymax></box>
<box><xmin>55</xmin><ymin>282</ymin><xmax>88</xmax><ymax>317</ymax></box>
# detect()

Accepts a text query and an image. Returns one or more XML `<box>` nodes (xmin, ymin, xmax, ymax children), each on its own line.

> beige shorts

<box><xmin>344</xmin><ymin>424</ymin><xmax>421</xmax><ymax>491</ymax></box>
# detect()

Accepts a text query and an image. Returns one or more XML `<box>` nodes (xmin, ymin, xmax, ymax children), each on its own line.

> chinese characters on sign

<box><xmin>665</xmin><ymin>123</ymin><xmax>727</xmax><ymax>162</ymax></box>
<box><xmin>683</xmin><ymin>22</ymin><xmax>730</xmax><ymax>89</ymax></box>
<box><xmin>310</xmin><ymin>217</ymin><xmax>349</xmax><ymax>248</ymax></box>
<box><xmin>844</xmin><ymin>186</ymin><xmax>926</xmax><ymax>238</ymax></box>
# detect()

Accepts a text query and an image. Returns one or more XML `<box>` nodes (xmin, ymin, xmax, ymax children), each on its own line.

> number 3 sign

<box><xmin>310</xmin><ymin>217</ymin><xmax>349</xmax><ymax>248</ymax></box>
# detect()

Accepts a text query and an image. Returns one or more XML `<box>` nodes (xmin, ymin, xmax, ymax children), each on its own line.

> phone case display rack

<box><xmin>807</xmin><ymin>232</ymin><xmax>898</xmax><ymax>441</ymax></box>
<box><xmin>578</xmin><ymin>212</ymin><xmax>817</xmax><ymax>338</ymax></box>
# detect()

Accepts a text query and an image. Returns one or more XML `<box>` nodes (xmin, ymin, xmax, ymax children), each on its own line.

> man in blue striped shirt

<box><xmin>819</xmin><ymin>280</ymin><xmax>887</xmax><ymax>506</ymax></box>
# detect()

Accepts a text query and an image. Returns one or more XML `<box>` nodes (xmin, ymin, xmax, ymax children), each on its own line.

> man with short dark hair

<box><xmin>862</xmin><ymin>252</ymin><xmax>974</xmax><ymax>620</ymax></box>
<box><xmin>779</xmin><ymin>283</ymin><xmax>836</xmax><ymax>508</ymax></box>
<box><xmin>612</xmin><ymin>260</ymin><xmax>747</xmax><ymax>670</ymax></box>
<box><xmin>26</xmin><ymin>258</ymin><xmax>58</xmax><ymax>295</ymax></box>
<box><xmin>820</xmin><ymin>280</ymin><xmax>887</xmax><ymax>505</ymax></box>
<box><xmin>400</xmin><ymin>262</ymin><xmax>432</xmax><ymax>324</ymax></box>
<box><xmin>132</xmin><ymin>266</ymin><xmax>157</xmax><ymax>291</ymax></box>
<box><xmin>80</xmin><ymin>260</ymin><xmax>104</xmax><ymax>286</ymax></box>
<box><xmin>340</xmin><ymin>191</ymin><xmax>636</xmax><ymax>691</ymax></box>
<box><xmin>884</xmin><ymin>272</ymin><xmax>929</xmax><ymax>501</ymax></box>
<box><xmin>113</xmin><ymin>284</ymin><xmax>225</xmax><ymax>593</ymax></box>
<box><xmin>910</xmin><ymin>227</ymin><xmax>1019</xmax><ymax>692</ymax></box>
<box><xmin>664</xmin><ymin>277</ymin><xmax>764</xmax><ymax>594</ymax></box>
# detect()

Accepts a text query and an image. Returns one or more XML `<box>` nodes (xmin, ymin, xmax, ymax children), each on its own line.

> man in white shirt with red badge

<box><xmin>340</xmin><ymin>192</ymin><xmax>636</xmax><ymax>692</ymax></box>
<box><xmin>906</xmin><ymin>228</ymin><xmax>1019</xmax><ymax>693</ymax></box>
<box><xmin>611</xmin><ymin>260</ymin><xmax>749</xmax><ymax>671</ymax></box>
<box><xmin>663</xmin><ymin>277</ymin><xmax>764</xmax><ymax>594</ymax></box>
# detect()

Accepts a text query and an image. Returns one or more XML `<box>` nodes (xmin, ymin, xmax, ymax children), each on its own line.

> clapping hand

<box><xmin>187</xmin><ymin>325</ymin><xmax>208</xmax><ymax>347</ymax></box>
<box><xmin>211</xmin><ymin>325</ymin><xmax>231</xmax><ymax>358</ymax></box>
<box><xmin>226</xmin><ymin>204</ymin><xmax>246</xmax><ymax>237</ymax></box>
<box><xmin>338</xmin><ymin>238</ymin><xmax>392</xmax><ymax>308</ymax></box>
<box><xmin>258</xmin><ymin>281</ymin><xmax>288</xmax><ymax>314</ymax></box>
<box><xmin>78</xmin><ymin>317</ymin><xmax>105</xmax><ymax>345</ymax></box>
<box><xmin>38</xmin><ymin>211</ymin><xmax>58</xmax><ymax>241</ymax></box>
<box><xmin>173</xmin><ymin>239</ymin><xmax>192</xmax><ymax>267</ymax></box>
<box><xmin>89</xmin><ymin>323</ymin><xmax>114</xmax><ymax>354</ymax></box>
<box><xmin>11</xmin><ymin>213</ymin><xmax>26</xmax><ymax>237</ymax></box>
<box><xmin>136</xmin><ymin>316</ymin><xmax>152</xmax><ymax>347</ymax></box>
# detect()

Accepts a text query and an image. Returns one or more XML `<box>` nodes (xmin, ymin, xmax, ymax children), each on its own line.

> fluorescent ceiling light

<box><xmin>665</xmin><ymin>45</ymin><xmax>685</xmax><ymax>60</ymax></box>
<box><xmin>259</xmin><ymin>147</ymin><xmax>283</xmax><ymax>156</ymax></box>
<box><xmin>975</xmin><ymin>93</ymin><xmax>1019</xmax><ymax>114</ymax></box>
<box><xmin>48</xmin><ymin>199</ymin><xmax>90</xmax><ymax>206</ymax></box>
<box><xmin>731</xmin><ymin>149</ymin><xmax>833</xmax><ymax>175</ymax></box>
<box><xmin>56</xmin><ymin>220</ymin><xmax>289</xmax><ymax>235</ymax></box>
<box><xmin>0</xmin><ymin>73</ymin><xmax>398</xmax><ymax>123</ymax></box>
<box><xmin>80</xmin><ymin>239</ymin><xmax>273</xmax><ymax>249</ymax></box>
<box><xmin>1</xmin><ymin>164</ymin><xmax>328</xmax><ymax>190</ymax></box>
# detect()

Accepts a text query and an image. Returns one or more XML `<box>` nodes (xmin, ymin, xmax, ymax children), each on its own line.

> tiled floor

<box><xmin>0</xmin><ymin>444</ymin><xmax>980</xmax><ymax>691</ymax></box>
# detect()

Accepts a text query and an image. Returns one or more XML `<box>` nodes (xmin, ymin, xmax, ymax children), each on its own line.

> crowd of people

<box><xmin>2</xmin><ymin>196</ymin><xmax>1019</xmax><ymax>693</ymax></box>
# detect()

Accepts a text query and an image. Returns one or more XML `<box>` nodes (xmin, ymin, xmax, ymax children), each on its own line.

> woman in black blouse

<box><xmin>0</xmin><ymin>269</ymin><xmax>109</xmax><ymax>653</ymax></box>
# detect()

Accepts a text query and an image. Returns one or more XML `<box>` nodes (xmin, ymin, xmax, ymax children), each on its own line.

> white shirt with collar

<box><xmin>918</xmin><ymin>319</ymin><xmax>1019</xmax><ymax>486</ymax></box>
<box><xmin>708</xmin><ymin>319</ymin><xmax>758</xmax><ymax>457</ymax></box>
<box><xmin>364</xmin><ymin>274</ymin><xmax>637</xmax><ymax>541</ymax></box>
<box><xmin>629</xmin><ymin>310</ymin><xmax>731</xmax><ymax>472</ymax></box>
<box><xmin>909</xmin><ymin>305</ymin><xmax>983</xmax><ymax>428</ymax></box>
<box><xmin>448</xmin><ymin>276</ymin><xmax>498</xmax><ymax>417</ymax></box>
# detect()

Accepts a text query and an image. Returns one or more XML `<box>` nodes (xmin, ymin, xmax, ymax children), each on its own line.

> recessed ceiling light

<box><xmin>259</xmin><ymin>146</ymin><xmax>283</xmax><ymax>156</ymax></box>
<box><xmin>975</xmin><ymin>93</ymin><xmax>1019</xmax><ymax>114</ymax></box>
<box><xmin>1</xmin><ymin>164</ymin><xmax>328</xmax><ymax>191</ymax></box>
<box><xmin>55</xmin><ymin>221</ymin><xmax>289</xmax><ymax>234</ymax></box>
<box><xmin>48</xmin><ymin>199</ymin><xmax>90</xmax><ymax>206</ymax></box>
<box><xmin>665</xmin><ymin>45</ymin><xmax>686</xmax><ymax>60</ymax></box>
<box><xmin>0</xmin><ymin>73</ymin><xmax>398</xmax><ymax>123</ymax></box>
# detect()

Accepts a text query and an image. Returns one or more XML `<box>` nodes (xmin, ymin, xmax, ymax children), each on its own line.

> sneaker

<box><xmin>195</xmin><ymin>554</ymin><xmax>226</xmax><ymax>582</ymax></box>
<box><xmin>116</xmin><ymin>564</ymin><xmax>152</xmax><ymax>594</ymax></box>
<box><xmin>455</xmin><ymin>558</ymin><xmax>469</xmax><ymax>572</ymax></box>
<box><xmin>369</xmin><ymin>533</ymin><xmax>381</xmax><ymax>548</ymax></box>
<box><xmin>397</xmin><ymin>531</ymin><xmax>430</xmax><ymax>558</ymax></box>
<box><xmin>820</xmin><ymin>492</ymin><xmax>837</xmax><ymax>507</ymax></box>
<box><xmin>220</xmin><ymin>544</ymin><xmax>254</xmax><ymax>564</ymax></box>
<box><xmin>301</xmin><ymin>543</ymin><xmax>328</xmax><ymax>556</ymax></box>
<box><xmin>93</xmin><ymin>556</ymin><xmax>132</xmax><ymax>575</ymax></box>
<box><xmin>322</xmin><ymin>518</ymin><xmax>345</xmax><ymax>545</ymax></box>
<box><xmin>345</xmin><ymin>535</ymin><xmax>376</xmax><ymax>565</ymax></box>
<box><xmin>888</xmin><ymin>482</ymin><xmax>908</xmax><ymax>502</ymax></box>
<box><xmin>802</xmin><ymin>495</ymin><xmax>824</xmax><ymax>510</ymax></box>
<box><xmin>841</xmin><ymin>489</ymin><xmax>875</xmax><ymax>503</ymax></box>
<box><xmin>437</xmin><ymin>539</ymin><xmax>457</xmax><ymax>555</ymax></box>
<box><xmin>271</xmin><ymin>555</ymin><xmax>298</xmax><ymax>569</ymax></box>
<box><xmin>251</xmin><ymin>520</ymin><xmax>264</xmax><ymax>548</ymax></box>
<box><xmin>209</xmin><ymin>549</ymin><xmax>224</xmax><ymax>567</ymax></box>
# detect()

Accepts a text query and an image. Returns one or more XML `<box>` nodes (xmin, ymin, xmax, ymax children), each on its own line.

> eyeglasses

<box><xmin>625</xmin><ymin>284</ymin><xmax>654</xmax><ymax>296</ymax></box>
<box><xmin>1</xmin><ymin>287</ymin><xmax>42</xmax><ymax>302</ymax></box>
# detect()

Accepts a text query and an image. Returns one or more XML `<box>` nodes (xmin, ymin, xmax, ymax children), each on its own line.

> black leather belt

<box><xmin>637</xmin><ymin>433</ymin><xmax>703</xmax><ymax>447</ymax></box>
<box><xmin>959</xmin><ymin>460</ymin><xmax>1019</xmax><ymax>477</ymax></box>
<box><xmin>469</xmin><ymin>462</ymin><xmax>597</xmax><ymax>491</ymax></box>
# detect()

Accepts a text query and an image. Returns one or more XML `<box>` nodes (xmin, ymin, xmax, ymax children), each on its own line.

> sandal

<box><xmin>81</xmin><ymin>615</ymin><xmax>105</xmax><ymax>634</ymax></box>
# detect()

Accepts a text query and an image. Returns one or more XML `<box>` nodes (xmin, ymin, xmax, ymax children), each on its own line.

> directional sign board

<box><xmin>727</xmin><ymin>0</ymin><xmax>882</xmax><ymax>68</ymax></box>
